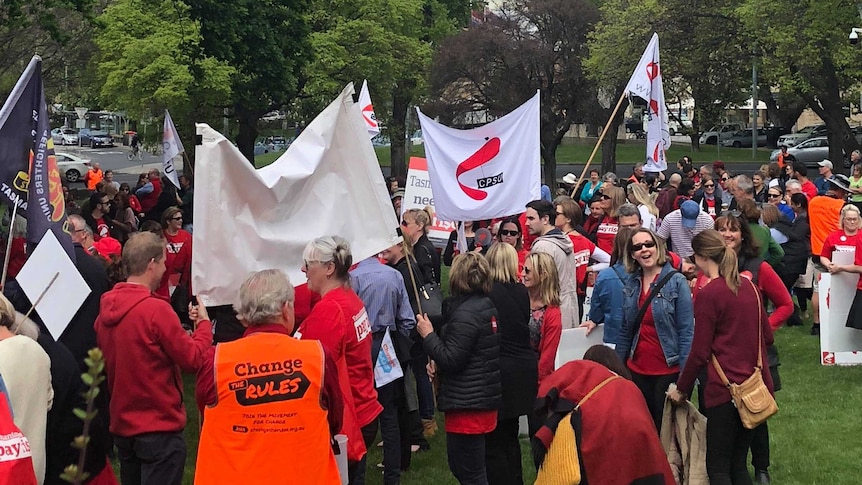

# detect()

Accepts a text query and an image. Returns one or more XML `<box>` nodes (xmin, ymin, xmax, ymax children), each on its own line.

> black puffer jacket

<box><xmin>773</xmin><ymin>214</ymin><xmax>810</xmax><ymax>275</ymax></box>
<box><xmin>423</xmin><ymin>293</ymin><xmax>501</xmax><ymax>412</ymax></box>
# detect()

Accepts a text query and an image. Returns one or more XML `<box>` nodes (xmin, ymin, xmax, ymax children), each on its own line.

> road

<box><xmin>55</xmin><ymin>139</ymin><xmax>774</xmax><ymax>189</ymax></box>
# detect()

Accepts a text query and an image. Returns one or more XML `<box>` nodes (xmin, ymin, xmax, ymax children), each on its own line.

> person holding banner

<box><xmin>821</xmin><ymin>205</ymin><xmax>862</xmax><ymax>330</ymax></box>
<box><xmin>444</xmin><ymin>221</ymin><xmax>479</xmax><ymax>266</ymax></box>
<box><xmin>296</xmin><ymin>236</ymin><xmax>382</xmax><ymax>485</ymax></box>
<box><xmin>416</xmin><ymin>252</ymin><xmax>500</xmax><ymax>485</ymax></box>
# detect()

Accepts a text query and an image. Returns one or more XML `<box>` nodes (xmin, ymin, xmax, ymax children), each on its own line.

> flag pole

<box><xmin>572</xmin><ymin>91</ymin><xmax>628</xmax><ymax>196</ymax></box>
<box><xmin>1</xmin><ymin>199</ymin><xmax>20</xmax><ymax>289</ymax></box>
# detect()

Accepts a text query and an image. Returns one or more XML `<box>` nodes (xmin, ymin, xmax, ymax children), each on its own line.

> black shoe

<box><xmin>755</xmin><ymin>469</ymin><xmax>771</xmax><ymax>484</ymax></box>
<box><xmin>811</xmin><ymin>324</ymin><xmax>821</xmax><ymax>335</ymax></box>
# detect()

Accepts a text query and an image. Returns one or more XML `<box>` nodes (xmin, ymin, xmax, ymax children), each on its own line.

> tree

<box><xmin>185</xmin><ymin>0</ymin><xmax>312</xmax><ymax>162</ymax></box>
<box><xmin>428</xmin><ymin>0</ymin><xmax>600</xmax><ymax>185</ymax></box>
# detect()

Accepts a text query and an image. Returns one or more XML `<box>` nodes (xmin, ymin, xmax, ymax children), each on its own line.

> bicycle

<box><xmin>127</xmin><ymin>145</ymin><xmax>143</xmax><ymax>161</ymax></box>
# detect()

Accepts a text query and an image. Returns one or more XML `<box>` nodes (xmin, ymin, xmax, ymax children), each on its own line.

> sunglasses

<box><xmin>555</xmin><ymin>212</ymin><xmax>565</xmax><ymax>217</ymax></box>
<box><xmin>721</xmin><ymin>178</ymin><xmax>729</xmax><ymax>182</ymax></box>
<box><xmin>171</xmin><ymin>216</ymin><xmax>183</xmax><ymax>221</ymax></box>
<box><xmin>523</xmin><ymin>267</ymin><xmax>532</xmax><ymax>274</ymax></box>
<box><xmin>631</xmin><ymin>240</ymin><xmax>657</xmax><ymax>252</ymax></box>
<box><xmin>500</xmin><ymin>229</ymin><xmax>519</xmax><ymax>237</ymax></box>
<box><xmin>599</xmin><ymin>194</ymin><xmax>611</xmax><ymax>200</ymax></box>
<box><xmin>703</xmin><ymin>183</ymin><xmax>715</xmax><ymax>188</ymax></box>
<box><xmin>767</xmin><ymin>193</ymin><xmax>781</xmax><ymax>199</ymax></box>
<box><xmin>400</xmin><ymin>220</ymin><xmax>409</xmax><ymax>226</ymax></box>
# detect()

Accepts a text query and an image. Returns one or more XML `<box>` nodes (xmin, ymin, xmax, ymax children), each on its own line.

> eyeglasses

<box><xmin>703</xmin><ymin>183</ymin><xmax>715</xmax><ymax>188</ymax></box>
<box><xmin>171</xmin><ymin>216</ymin><xmax>183</xmax><ymax>221</ymax></box>
<box><xmin>767</xmin><ymin>193</ymin><xmax>781</xmax><ymax>199</ymax></box>
<box><xmin>721</xmin><ymin>178</ymin><xmax>729</xmax><ymax>182</ymax></box>
<box><xmin>303</xmin><ymin>259</ymin><xmax>330</xmax><ymax>269</ymax></box>
<box><xmin>500</xmin><ymin>229</ymin><xmax>519</xmax><ymax>237</ymax></box>
<box><xmin>599</xmin><ymin>194</ymin><xmax>611</xmax><ymax>200</ymax></box>
<box><xmin>631</xmin><ymin>241</ymin><xmax>657</xmax><ymax>252</ymax></box>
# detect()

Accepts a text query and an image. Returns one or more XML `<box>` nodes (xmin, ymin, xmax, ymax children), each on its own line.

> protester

<box><xmin>444</xmin><ymin>220</ymin><xmax>478</xmax><ymax>266</ymax></box>
<box><xmin>401</xmin><ymin>207</ymin><xmax>441</xmax><ymax>284</ymax></box>
<box><xmin>614</xmin><ymin>228</ymin><xmax>693</xmax><ymax>430</ymax></box>
<box><xmin>484</xmin><ymin>243</ymin><xmax>535</xmax><ymax>485</ymax></box>
<box><xmin>0</xmin><ymin>295</ymin><xmax>53</xmax><ymax>484</ymax></box>
<box><xmin>193</xmin><ymin>269</ymin><xmax>343</xmax><ymax>484</ymax></box>
<box><xmin>496</xmin><ymin>215</ymin><xmax>529</xmax><ymax>273</ymax></box>
<box><xmin>554</xmin><ymin>197</ymin><xmax>610</xmax><ymax>317</ymax></box>
<box><xmin>85</xmin><ymin>162</ymin><xmax>104</xmax><ymax>192</ymax></box>
<box><xmin>391</xmin><ymin>189</ymin><xmax>404</xmax><ymax>215</ymax></box>
<box><xmin>656</xmin><ymin>200</ymin><xmax>714</xmax><ymax>258</ymax></box>
<box><xmin>626</xmin><ymin>183</ymin><xmax>658</xmax><ymax>231</ymax></box>
<box><xmin>582</xmin><ymin>227</ymin><xmax>637</xmax><ymax>348</ymax></box>
<box><xmin>752</xmin><ymin>171</ymin><xmax>768</xmax><ymax>203</ymax></box>
<box><xmin>809</xmin><ymin>175</ymin><xmax>851</xmax><ymax>335</ymax></box>
<box><xmin>693</xmin><ymin>173</ymin><xmax>720</xmax><ymax>218</ymax></box>
<box><xmin>850</xmin><ymin>162</ymin><xmax>862</xmax><ymax>211</ymax></box>
<box><xmin>525</xmin><ymin>200</ymin><xmax>579</xmax><ymax>328</ymax></box>
<box><xmin>792</xmin><ymin>162</ymin><xmax>817</xmax><ymax>200</ymax></box>
<box><xmin>119</xmin><ymin>182</ymin><xmax>143</xmax><ymax>216</ymax></box>
<box><xmin>814</xmin><ymin>160</ymin><xmax>835</xmax><ymax>196</ymax></box>
<box><xmin>521</xmin><ymin>252</ymin><xmax>563</xmax><ymax>387</ymax></box>
<box><xmin>594</xmin><ymin>186</ymin><xmax>625</xmax><ymax>253</ymax></box>
<box><xmin>156</xmin><ymin>207</ymin><xmax>192</xmax><ymax>311</ymax></box>
<box><xmin>134</xmin><ymin>169</ymin><xmax>163</xmax><ymax>220</ymax></box>
<box><xmin>736</xmin><ymin>199</ymin><xmax>785</xmax><ymax>267</ymax></box>
<box><xmin>628</xmin><ymin>162</ymin><xmax>645</xmax><ymax>183</ymax></box>
<box><xmin>670</xmin><ymin>229</ymin><xmax>774</xmax><ymax>485</ymax></box>
<box><xmin>657</xmin><ymin>173</ymin><xmax>681</xmax><ymax>219</ymax></box>
<box><xmin>763</xmin><ymin>199</ymin><xmax>811</xmax><ymax>292</ymax></box>
<box><xmin>296</xmin><ymin>236</ymin><xmax>382</xmax><ymax>485</ymax></box>
<box><xmin>766</xmin><ymin>186</ymin><xmax>795</xmax><ymax>222</ymax></box>
<box><xmin>350</xmin><ymin>256</ymin><xmax>416</xmax><ymax>484</ymax></box>
<box><xmin>84</xmin><ymin>192</ymin><xmax>113</xmax><ymax>241</ymax></box>
<box><xmin>821</xmin><ymin>205</ymin><xmax>862</xmax><ymax>328</ymax></box>
<box><xmin>417</xmin><ymin>252</ymin><xmax>500</xmax><ymax>485</ymax></box>
<box><xmin>95</xmin><ymin>232</ymin><xmax>213</xmax><ymax>485</ymax></box>
<box><xmin>580</xmin><ymin>169</ymin><xmax>603</xmax><ymax>207</ymax></box>
<box><xmin>109</xmin><ymin>191</ymin><xmax>138</xmax><ymax>243</ymax></box>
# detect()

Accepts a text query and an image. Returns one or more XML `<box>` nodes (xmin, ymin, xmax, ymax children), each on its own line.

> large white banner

<box><xmin>625</xmin><ymin>33</ymin><xmax>669</xmax><ymax>172</ymax></box>
<box><xmin>192</xmin><ymin>84</ymin><xmax>400</xmax><ymax>306</ymax></box>
<box><xmin>417</xmin><ymin>92</ymin><xmax>541</xmax><ymax>221</ymax></box>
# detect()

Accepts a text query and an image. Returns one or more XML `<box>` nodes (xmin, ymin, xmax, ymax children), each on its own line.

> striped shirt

<box><xmin>656</xmin><ymin>209</ymin><xmax>714</xmax><ymax>258</ymax></box>
<box><xmin>350</xmin><ymin>257</ymin><xmax>416</xmax><ymax>335</ymax></box>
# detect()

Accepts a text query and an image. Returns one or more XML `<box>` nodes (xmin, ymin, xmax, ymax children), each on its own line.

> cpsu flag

<box><xmin>358</xmin><ymin>80</ymin><xmax>380</xmax><ymax>138</ymax></box>
<box><xmin>0</xmin><ymin>56</ymin><xmax>74</xmax><ymax>259</ymax></box>
<box><xmin>162</xmin><ymin>109</ymin><xmax>184</xmax><ymax>189</ymax></box>
<box><xmin>625</xmin><ymin>33</ymin><xmax>669</xmax><ymax>172</ymax></box>
<box><xmin>416</xmin><ymin>91</ymin><xmax>541</xmax><ymax>221</ymax></box>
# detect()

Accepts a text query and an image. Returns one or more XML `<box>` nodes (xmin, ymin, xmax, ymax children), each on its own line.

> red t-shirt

<box><xmin>568</xmin><ymin>233</ymin><xmax>597</xmax><ymax>294</ymax></box>
<box><xmin>157</xmin><ymin>229</ymin><xmax>193</xmax><ymax>298</ymax></box>
<box><xmin>801</xmin><ymin>180</ymin><xmax>818</xmax><ymax>201</ymax></box>
<box><xmin>445</xmin><ymin>410</ymin><xmax>498</xmax><ymax>434</ymax></box>
<box><xmin>822</xmin><ymin>231</ymin><xmax>862</xmax><ymax>290</ymax></box>
<box><xmin>704</xmin><ymin>198</ymin><xmax>717</xmax><ymax>219</ymax></box>
<box><xmin>596</xmin><ymin>217</ymin><xmax>619</xmax><ymax>254</ymax></box>
<box><xmin>628</xmin><ymin>276</ymin><xmax>679</xmax><ymax>376</ymax></box>
<box><xmin>297</xmin><ymin>287</ymin><xmax>382</xmax><ymax>428</ymax></box>
<box><xmin>532</xmin><ymin>305</ymin><xmax>562</xmax><ymax>385</ymax></box>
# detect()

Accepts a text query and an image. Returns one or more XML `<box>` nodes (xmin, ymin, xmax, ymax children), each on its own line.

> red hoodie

<box><xmin>94</xmin><ymin>282</ymin><xmax>212</xmax><ymax>437</ymax></box>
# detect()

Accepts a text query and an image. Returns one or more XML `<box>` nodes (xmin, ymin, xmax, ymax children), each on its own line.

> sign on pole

<box><xmin>74</xmin><ymin>107</ymin><xmax>88</xmax><ymax>119</ymax></box>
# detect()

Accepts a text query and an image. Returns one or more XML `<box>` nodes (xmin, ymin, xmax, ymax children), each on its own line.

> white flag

<box><xmin>162</xmin><ymin>109</ymin><xmax>184</xmax><ymax>188</ymax></box>
<box><xmin>416</xmin><ymin>91</ymin><xmax>541</xmax><ymax>221</ymax></box>
<box><xmin>358</xmin><ymin>80</ymin><xmax>380</xmax><ymax>138</ymax></box>
<box><xmin>192</xmin><ymin>84</ymin><xmax>400</xmax><ymax>306</ymax></box>
<box><xmin>624</xmin><ymin>33</ymin><xmax>669</xmax><ymax>172</ymax></box>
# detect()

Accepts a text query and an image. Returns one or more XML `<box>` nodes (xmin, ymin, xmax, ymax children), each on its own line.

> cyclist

<box><xmin>129</xmin><ymin>133</ymin><xmax>141</xmax><ymax>160</ymax></box>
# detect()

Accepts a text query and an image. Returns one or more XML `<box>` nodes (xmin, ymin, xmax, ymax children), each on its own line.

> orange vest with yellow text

<box><xmin>194</xmin><ymin>333</ymin><xmax>341</xmax><ymax>485</ymax></box>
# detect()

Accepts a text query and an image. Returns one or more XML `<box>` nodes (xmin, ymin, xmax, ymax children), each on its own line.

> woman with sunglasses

<box><xmin>821</xmin><ymin>205</ymin><xmax>862</xmax><ymax>330</ymax></box>
<box><xmin>554</xmin><ymin>197</ymin><xmax>610</xmax><ymax>317</ymax></box>
<box><xmin>496</xmin><ymin>216</ymin><xmax>529</xmax><ymax>274</ymax></box>
<box><xmin>766</xmin><ymin>186</ymin><xmax>796</xmax><ymax>222</ymax></box>
<box><xmin>694</xmin><ymin>174</ymin><xmax>719</xmax><ymax>219</ymax></box>
<box><xmin>615</xmin><ymin>228</ymin><xmax>693</xmax><ymax>430</ymax></box>
<box><xmin>156</xmin><ymin>206</ymin><xmax>192</xmax><ymax>303</ymax></box>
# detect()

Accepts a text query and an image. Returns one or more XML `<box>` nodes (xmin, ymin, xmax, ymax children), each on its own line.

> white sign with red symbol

<box><xmin>416</xmin><ymin>92</ymin><xmax>541</xmax><ymax>222</ymax></box>
<box><xmin>358</xmin><ymin>80</ymin><xmax>379</xmax><ymax>139</ymax></box>
<box><xmin>402</xmin><ymin>156</ymin><xmax>457</xmax><ymax>248</ymax></box>
<box><xmin>624</xmin><ymin>33</ymin><xmax>669</xmax><ymax>172</ymax></box>
<box><xmin>819</xmin><ymin>249</ymin><xmax>862</xmax><ymax>365</ymax></box>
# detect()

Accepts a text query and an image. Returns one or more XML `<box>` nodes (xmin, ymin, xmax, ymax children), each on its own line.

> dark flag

<box><xmin>0</xmin><ymin>55</ymin><xmax>75</xmax><ymax>259</ymax></box>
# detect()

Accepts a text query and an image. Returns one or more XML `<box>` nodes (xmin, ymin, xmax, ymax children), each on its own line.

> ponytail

<box><xmin>719</xmin><ymin>246</ymin><xmax>740</xmax><ymax>294</ymax></box>
<box><xmin>332</xmin><ymin>236</ymin><xmax>353</xmax><ymax>280</ymax></box>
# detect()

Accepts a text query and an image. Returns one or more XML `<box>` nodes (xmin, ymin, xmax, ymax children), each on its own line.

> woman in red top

<box><xmin>593</xmin><ymin>186</ymin><xmax>624</xmax><ymax>253</ymax></box>
<box><xmin>156</xmin><ymin>206</ymin><xmax>192</xmax><ymax>299</ymax></box>
<box><xmin>670</xmin><ymin>230</ymin><xmax>773</xmax><ymax>485</ymax></box>
<box><xmin>296</xmin><ymin>235</ymin><xmax>381</xmax><ymax>481</ymax></box>
<box><xmin>554</xmin><ymin>197</ymin><xmax>610</xmax><ymax>316</ymax></box>
<box><xmin>522</xmin><ymin>252</ymin><xmax>562</xmax><ymax>386</ymax></box>
<box><xmin>496</xmin><ymin>216</ymin><xmax>529</xmax><ymax>274</ymax></box>
<box><xmin>821</xmin><ymin>205</ymin><xmax>862</xmax><ymax>329</ymax></box>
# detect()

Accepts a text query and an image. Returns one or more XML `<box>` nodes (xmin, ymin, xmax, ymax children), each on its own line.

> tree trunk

<box><xmin>236</xmin><ymin>108</ymin><xmax>259</xmax><ymax>166</ymax></box>
<box><xmin>541</xmin><ymin>142</ymin><xmax>557</xmax><ymax>188</ymax></box>
<box><xmin>600</xmin><ymin>118</ymin><xmax>623</xmax><ymax>175</ymax></box>
<box><xmin>801</xmin><ymin>66</ymin><xmax>860</xmax><ymax>174</ymax></box>
<box><xmin>389</xmin><ymin>85</ymin><xmax>412</xmax><ymax>179</ymax></box>
<box><xmin>762</xmin><ymin>89</ymin><xmax>806</xmax><ymax>130</ymax></box>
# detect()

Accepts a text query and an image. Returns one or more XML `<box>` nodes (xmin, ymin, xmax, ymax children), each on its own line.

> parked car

<box><xmin>51</xmin><ymin>128</ymin><xmax>78</xmax><ymax>146</ymax></box>
<box><xmin>721</xmin><ymin>128</ymin><xmax>768</xmax><ymax>148</ymax></box>
<box><xmin>668</xmin><ymin>118</ymin><xmax>692</xmax><ymax>136</ymax></box>
<box><xmin>54</xmin><ymin>152</ymin><xmax>91</xmax><ymax>182</ymax></box>
<box><xmin>699</xmin><ymin>122</ymin><xmax>746</xmax><ymax>145</ymax></box>
<box><xmin>410</xmin><ymin>130</ymin><xmax>423</xmax><ymax>146</ymax></box>
<box><xmin>88</xmin><ymin>130</ymin><xmax>114</xmax><ymax>148</ymax></box>
<box><xmin>769</xmin><ymin>136</ymin><xmax>849</xmax><ymax>167</ymax></box>
<box><xmin>777</xmin><ymin>124</ymin><xmax>827</xmax><ymax>148</ymax></box>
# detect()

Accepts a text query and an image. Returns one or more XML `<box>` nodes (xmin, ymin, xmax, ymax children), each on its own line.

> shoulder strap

<box><xmin>576</xmin><ymin>375</ymin><xmax>620</xmax><ymax>410</ymax></box>
<box><xmin>632</xmin><ymin>269</ymin><xmax>678</xmax><ymax>331</ymax></box>
<box><xmin>711</xmin><ymin>278</ymin><xmax>764</xmax><ymax>387</ymax></box>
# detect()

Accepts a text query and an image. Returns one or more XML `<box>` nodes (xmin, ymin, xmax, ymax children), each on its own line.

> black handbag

<box><xmin>417</xmin><ymin>282</ymin><xmax>443</xmax><ymax>321</ymax></box>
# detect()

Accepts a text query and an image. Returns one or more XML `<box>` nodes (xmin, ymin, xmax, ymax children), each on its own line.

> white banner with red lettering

<box><xmin>358</xmin><ymin>80</ymin><xmax>380</xmax><ymax>139</ymax></box>
<box><xmin>625</xmin><ymin>33</ymin><xmax>669</xmax><ymax>172</ymax></box>
<box><xmin>192</xmin><ymin>83</ymin><xmax>400</xmax><ymax>306</ymax></box>
<box><xmin>416</xmin><ymin>92</ymin><xmax>541</xmax><ymax>221</ymax></box>
<box><xmin>402</xmin><ymin>156</ymin><xmax>457</xmax><ymax>248</ymax></box>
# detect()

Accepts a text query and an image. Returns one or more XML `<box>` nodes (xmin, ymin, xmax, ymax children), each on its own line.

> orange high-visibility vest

<box><xmin>195</xmin><ymin>333</ymin><xmax>342</xmax><ymax>485</ymax></box>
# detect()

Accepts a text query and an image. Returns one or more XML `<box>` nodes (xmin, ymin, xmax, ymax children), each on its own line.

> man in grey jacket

<box><xmin>525</xmin><ymin>200</ymin><xmax>580</xmax><ymax>328</ymax></box>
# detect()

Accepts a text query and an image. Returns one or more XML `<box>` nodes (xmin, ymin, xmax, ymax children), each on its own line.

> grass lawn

<box><xmin>254</xmin><ymin>139</ymin><xmax>771</xmax><ymax>170</ymax></box>
<box><xmin>170</xmin><ymin>262</ymin><xmax>862</xmax><ymax>484</ymax></box>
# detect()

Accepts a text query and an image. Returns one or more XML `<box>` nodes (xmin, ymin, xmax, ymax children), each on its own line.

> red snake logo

<box><xmin>455</xmin><ymin>137</ymin><xmax>500</xmax><ymax>200</ymax></box>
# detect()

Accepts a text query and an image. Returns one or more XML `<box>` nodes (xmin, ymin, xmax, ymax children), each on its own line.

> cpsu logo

<box><xmin>229</xmin><ymin>372</ymin><xmax>310</xmax><ymax>406</ymax></box>
<box><xmin>456</xmin><ymin>137</ymin><xmax>501</xmax><ymax>201</ymax></box>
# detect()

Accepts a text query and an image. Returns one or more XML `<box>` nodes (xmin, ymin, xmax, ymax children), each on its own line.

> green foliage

<box><xmin>61</xmin><ymin>348</ymin><xmax>106</xmax><ymax>485</ymax></box>
<box><xmin>94</xmin><ymin>0</ymin><xmax>233</xmax><ymax>120</ymax></box>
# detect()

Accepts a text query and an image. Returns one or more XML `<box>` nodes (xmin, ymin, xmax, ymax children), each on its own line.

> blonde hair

<box><xmin>526</xmin><ymin>252</ymin><xmax>561</xmax><ymax>307</ymax></box>
<box><xmin>404</xmin><ymin>207</ymin><xmax>433</xmax><ymax>233</ymax></box>
<box><xmin>840</xmin><ymin>204</ymin><xmax>861</xmax><ymax>230</ymax></box>
<box><xmin>0</xmin><ymin>293</ymin><xmax>16</xmax><ymax>329</ymax></box>
<box><xmin>627</xmin><ymin>183</ymin><xmax>658</xmax><ymax>217</ymax></box>
<box><xmin>449</xmin><ymin>252</ymin><xmax>492</xmax><ymax>295</ymax></box>
<box><xmin>486</xmin><ymin>243</ymin><xmax>519</xmax><ymax>284</ymax></box>
<box><xmin>692</xmin><ymin>229</ymin><xmax>740</xmax><ymax>294</ymax></box>
<box><xmin>606</xmin><ymin>186</ymin><xmax>626</xmax><ymax>218</ymax></box>
<box><xmin>622</xmin><ymin>229</ymin><xmax>668</xmax><ymax>273</ymax></box>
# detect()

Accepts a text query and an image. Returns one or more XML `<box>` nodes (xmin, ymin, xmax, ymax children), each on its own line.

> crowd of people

<box><xmin>1</xmin><ymin>153</ymin><xmax>858</xmax><ymax>485</ymax></box>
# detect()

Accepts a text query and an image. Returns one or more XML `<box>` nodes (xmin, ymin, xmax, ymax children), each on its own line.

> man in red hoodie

<box><xmin>95</xmin><ymin>232</ymin><xmax>212</xmax><ymax>485</ymax></box>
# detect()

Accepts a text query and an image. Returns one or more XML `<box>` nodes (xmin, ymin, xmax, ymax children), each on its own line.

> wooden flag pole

<box><xmin>571</xmin><ymin>91</ymin><xmax>629</xmax><ymax>197</ymax></box>
<box><xmin>182</xmin><ymin>151</ymin><xmax>194</xmax><ymax>176</ymax></box>
<box><xmin>1</xmin><ymin>199</ymin><xmax>20</xmax><ymax>290</ymax></box>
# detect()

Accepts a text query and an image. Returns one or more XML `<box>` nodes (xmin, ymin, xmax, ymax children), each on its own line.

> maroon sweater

<box><xmin>677</xmin><ymin>277</ymin><xmax>774</xmax><ymax>408</ymax></box>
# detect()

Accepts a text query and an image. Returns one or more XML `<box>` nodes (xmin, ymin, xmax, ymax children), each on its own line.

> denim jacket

<box><xmin>616</xmin><ymin>263</ymin><xmax>694</xmax><ymax>369</ymax></box>
<box><xmin>589</xmin><ymin>263</ymin><xmax>629</xmax><ymax>347</ymax></box>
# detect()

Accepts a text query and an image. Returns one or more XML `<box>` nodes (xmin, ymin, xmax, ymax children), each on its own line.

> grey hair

<box><xmin>633</xmin><ymin>162</ymin><xmax>644</xmax><ymax>170</ymax></box>
<box><xmin>617</xmin><ymin>203</ymin><xmax>642</xmax><ymax>220</ymax></box>
<box><xmin>234</xmin><ymin>269</ymin><xmax>295</xmax><ymax>326</ymax></box>
<box><xmin>68</xmin><ymin>214</ymin><xmax>93</xmax><ymax>237</ymax></box>
<box><xmin>10</xmin><ymin>215</ymin><xmax>26</xmax><ymax>238</ymax></box>
<box><xmin>602</xmin><ymin>172</ymin><xmax>619</xmax><ymax>184</ymax></box>
<box><xmin>785</xmin><ymin>180</ymin><xmax>802</xmax><ymax>191</ymax></box>
<box><xmin>735</xmin><ymin>175</ymin><xmax>753</xmax><ymax>195</ymax></box>
<box><xmin>302</xmin><ymin>235</ymin><xmax>353</xmax><ymax>280</ymax></box>
<box><xmin>669</xmin><ymin>173</ymin><xmax>682</xmax><ymax>186</ymax></box>
<box><xmin>12</xmin><ymin>312</ymin><xmax>40</xmax><ymax>340</ymax></box>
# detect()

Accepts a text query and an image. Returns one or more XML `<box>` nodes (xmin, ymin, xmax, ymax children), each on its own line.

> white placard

<box><xmin>820</xmin><ymin>249</ymin><xmax>862</xmax><ymax>365</ymax></box>
<box><xmin>16</xmin><ymin>231</ymin><xmax>90</xmax><ymax>340</ymax></box>
<box><xmin>554</xmin><ymin>326</ymin><xmax>605</xmax><ymax>369</ymax></box>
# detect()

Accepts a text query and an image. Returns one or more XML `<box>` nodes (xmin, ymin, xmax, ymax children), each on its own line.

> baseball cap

<box><xmin>680</xmin><ymin>200</ymin><xmax>700</xmax><ymax>228</ymax></box>
<box><xmin>562</xmin><ymin>173</ymin><xmax>577</xmax><ymax>185</ymax></box>
<box><xmin>712</xmin><ymin>160</ymin><xmax>726</xmax><ymax>170</ymax></box>
<box><xmin>818</xmin><ymin>159</ymin><xmax>833</xmax><ymax>170</ymax></box>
